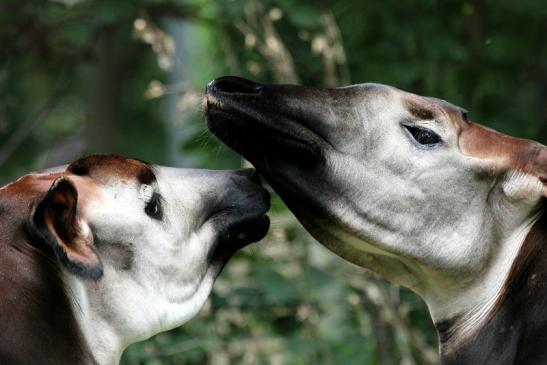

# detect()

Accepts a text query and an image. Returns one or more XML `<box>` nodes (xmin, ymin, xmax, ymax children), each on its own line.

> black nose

<box><xmin>207</xmin><ymin>76</ymin><xmax>262</xmax><ymax>95</ymax></box>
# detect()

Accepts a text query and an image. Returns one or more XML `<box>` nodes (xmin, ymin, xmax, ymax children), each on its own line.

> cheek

<box><xmin>164</xmin><ymin>208</ymin><xmax>195</xmax><ymax>237</ymax></box>
<box><xmin>137</xmin><ymin>222</ymin><xmax>216</xmax><ymax>265</ymax></box>
<box><xmin>416</xmin><ymin>167</ymin><xmax>490</xmax><ymax>222</ymax></box>
<box><xmin>162</xmin><ymin>189</ymin><xmax>210</xmax><ymax>232</ymax></box>
<box><xmin>129</xmin><ymin>230</ymin><xmax>214</xmax><ymax>289</ymax></box>
<box><xmin>86</xmin><ymin>200</ymin><xmax>147</xmax><ymax>244</ymax></box>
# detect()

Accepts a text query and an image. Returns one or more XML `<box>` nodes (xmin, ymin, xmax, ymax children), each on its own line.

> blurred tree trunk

<box><xmin>540</xmin><ymin>80</ymin><xmax>547</xmax><ymax>144</ymax></box>
<box><xmin>460</xmin><ymin>0</ymin><xmax>486</xmax><ymax>108</ymax></box>
<box><xmin>85</xmin><ymin>24</ymin><xmax>139</xmax><ymax>154</ymax></box>
<box><xmin>362</xmin><ymin>291</ymin><xmax>394</xmax><ymax>364</ymax></box>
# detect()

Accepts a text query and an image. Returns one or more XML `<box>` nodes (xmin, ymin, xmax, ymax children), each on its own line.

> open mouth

<box><xmin>204</xmin><ymin>77</ymin><xmax>323</xmax><ymax>166</ymax></box>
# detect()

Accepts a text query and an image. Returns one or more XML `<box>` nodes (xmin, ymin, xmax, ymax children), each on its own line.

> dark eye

<box><xmin>145</xmin><ymin>193</ymin><xmax>163</xmax><ymax>220</ymax></box>
<box><xmin>404</xmin><ymin>125</ymin><xmax>442</xmax><ymax>146</ymax></box>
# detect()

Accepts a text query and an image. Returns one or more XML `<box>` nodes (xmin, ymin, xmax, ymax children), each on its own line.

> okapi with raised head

<box><xmin>205</xmin><ymin>76</ymin><xmax>547</xmax><ymax>364</ymax></box>
<box><xmin>0</xmin><ymin>155</ymin><xmax>270</xmax><ymax>365</ymax></box>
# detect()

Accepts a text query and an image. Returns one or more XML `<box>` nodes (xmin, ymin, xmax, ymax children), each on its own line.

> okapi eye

<box><xmin>404</xmin><ymin>125</ymin><xmax>441</xmax><ymax>146</ymax></box>
<box><xmin>145</xmin><ymin>193</ymin><xmax>163</xmax><ymax>220</ymax></box>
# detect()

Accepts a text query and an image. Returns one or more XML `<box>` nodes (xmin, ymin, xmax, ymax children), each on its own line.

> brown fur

<box><xmin>0</xmin><ymin>175</ymin><xmax>96</xmax><ymax>364</ymax></box>
<box><xmin>0</xmin><ymin>155</ymin><xmax>153</xmax><ymax>364</ymax></box>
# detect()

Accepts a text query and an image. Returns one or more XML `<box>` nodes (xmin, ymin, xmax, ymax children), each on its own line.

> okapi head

<box><xmin>205</xmin><ymin>76</ymin><xmax>547</xmax><ymax>364</ymax></box>
<box><xmin>0</xmin><ymin>155</ymin><xmax>269</xmax><ymax>364</ymax></box>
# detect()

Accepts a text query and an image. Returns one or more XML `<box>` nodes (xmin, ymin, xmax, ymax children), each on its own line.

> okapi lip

<box><xmin>208</xmin><ymin>214</ymin><xmax>270</xmax><ymax>278</ymax></box>
<box><xmin>205</xmin><ymin>100</ymin><xmax>323</xmax><ymax>166</ymax></box>
<box><xmin>204</xmin><ymin>168</ymin><xmax>271</xmax><ymax>275</ymax></box>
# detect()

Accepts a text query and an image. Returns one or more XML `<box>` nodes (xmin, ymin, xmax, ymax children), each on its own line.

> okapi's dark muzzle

<box><xmin>205</xmin><ymin>76</ymin><xmax>326</xmax><ymax>167</ymax></box>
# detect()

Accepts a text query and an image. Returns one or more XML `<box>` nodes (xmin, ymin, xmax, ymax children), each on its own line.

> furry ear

<box><xmin>501</xmin><ymin>146</ymin><xmax>547</xmax><ymax>202</ymax></box>
<box><xmin>30</xmin><ymin>177</ymin><xmax>103</xmax><ymax>280</ymax></box>
<box><xmin>501</xmin><ymin>172</ymin><xmax>545</xmax><ymax>207</ymax></box>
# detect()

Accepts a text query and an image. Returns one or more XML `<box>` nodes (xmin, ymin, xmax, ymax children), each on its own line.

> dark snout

<box><xmin>194</xmin><ymin>167</ymin><xmax>271</xmax><ymax>274</ymax></box>
<box><xmin>211</xmin><ymin>168</ymin><xmax>271</xmax><ymax>248</ymax></box>
<box><xmin>206</xmin><ymin>77</ymin><xmax>366</xmax><ymax>256</ymax></box>
<box><xmin>206</xmin><ymin>76</ymin><xmax>342</xmax><ymax>167</ymax></box>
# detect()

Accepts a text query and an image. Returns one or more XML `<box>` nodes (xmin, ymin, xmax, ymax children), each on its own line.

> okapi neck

<box><xmin>438</xmin><ymin>206</ymin><xmax>547</xmax><ymax>365</ymax></box>
<box><xmin>0</xmin><ymin>194</ymin><xmax>97</xmax><ymax>364</ymax></box>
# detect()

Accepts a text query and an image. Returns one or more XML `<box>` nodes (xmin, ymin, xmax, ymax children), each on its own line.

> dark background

<box><xmin>1</xmin><ymin>0</ymin><xmax>545</xmax><ymax>364</ymax></box>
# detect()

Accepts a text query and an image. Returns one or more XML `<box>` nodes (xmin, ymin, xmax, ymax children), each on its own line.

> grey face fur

<box><xmin>205</xmin><ymin>76</ymin><xmax>546</xmax><ymax>349</ymax></box>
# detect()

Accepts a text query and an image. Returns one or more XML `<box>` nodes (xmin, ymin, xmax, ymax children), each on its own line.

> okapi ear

<box><xmin>460</xmin><ymin>121</ymin><xmax>547</xmax><ymax>199</ymax></box>
<box><xmin>30</xmin><ymin>177</ymin><xmax>103</xmax><ymax>280</ymax></box>
<box><xmin>497</xmin><ymin>148</ymin><xmax>546</xmax><ymax>205</ymax></box>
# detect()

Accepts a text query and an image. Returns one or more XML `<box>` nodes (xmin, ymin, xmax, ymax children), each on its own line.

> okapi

<box><xmin>205</xmin><ymin>76</ymin><xmax>547</xmax><ymax>364</ymax></box>
<box><xmin>0</xmin><ymin>155</ymin><xmax>270</xmax><ymax>364</ymax></box>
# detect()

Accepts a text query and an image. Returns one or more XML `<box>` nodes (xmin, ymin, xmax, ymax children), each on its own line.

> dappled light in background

<box><xmin>0</xmin><ymin>0</ymin><xmax>545</xmax><ymax>364</ymax></box>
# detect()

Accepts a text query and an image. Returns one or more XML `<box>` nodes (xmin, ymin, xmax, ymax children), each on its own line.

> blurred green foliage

<box><xmin>1</xmin><ymin>0</ymin><xmax>545</xmax><ymax>364</ymax></box>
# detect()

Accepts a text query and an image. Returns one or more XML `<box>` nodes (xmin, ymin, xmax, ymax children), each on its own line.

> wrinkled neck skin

<box><xmin>288</xmin><ymin>169</ymin><xmax>545</xmax><ymax>364</ymax></box>
<box><xmin>431</xmin><ymin>213</ymin><xmax>537</xmax><ymax>351</ymax></box>
<box><xmin>436</xmin><ymin>208</ymin><xmax>547</xmax><ymax>365</ymax></box>
<box><xmin>64</xmin><ymin>243</ymin><xmax>218</xmax><ymax>365</ymax></box>
<box><xmin>343</xmin><ymin>203</ymin><xmax>544</xmax><ymax>364</ymax></box>
<box><xmin>66</xmin><ymin>272</ymin><xmax>216</xmax><ymax>365</ymax></box>
<box><xmin>311</xmin><ymin>158</ymin><xmax>547</xmax><ymax>363</ymax></box>
<box><xmin>62</xmin><ymin>210</ymin><xmax>223</xmax><ymax>365</ymax></box>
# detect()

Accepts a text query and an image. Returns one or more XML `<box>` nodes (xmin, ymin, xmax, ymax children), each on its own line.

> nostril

<box><xmin>208</xmin><ymin>76</ymin><xmax>262</xmax><ymax>94</ymax></box>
